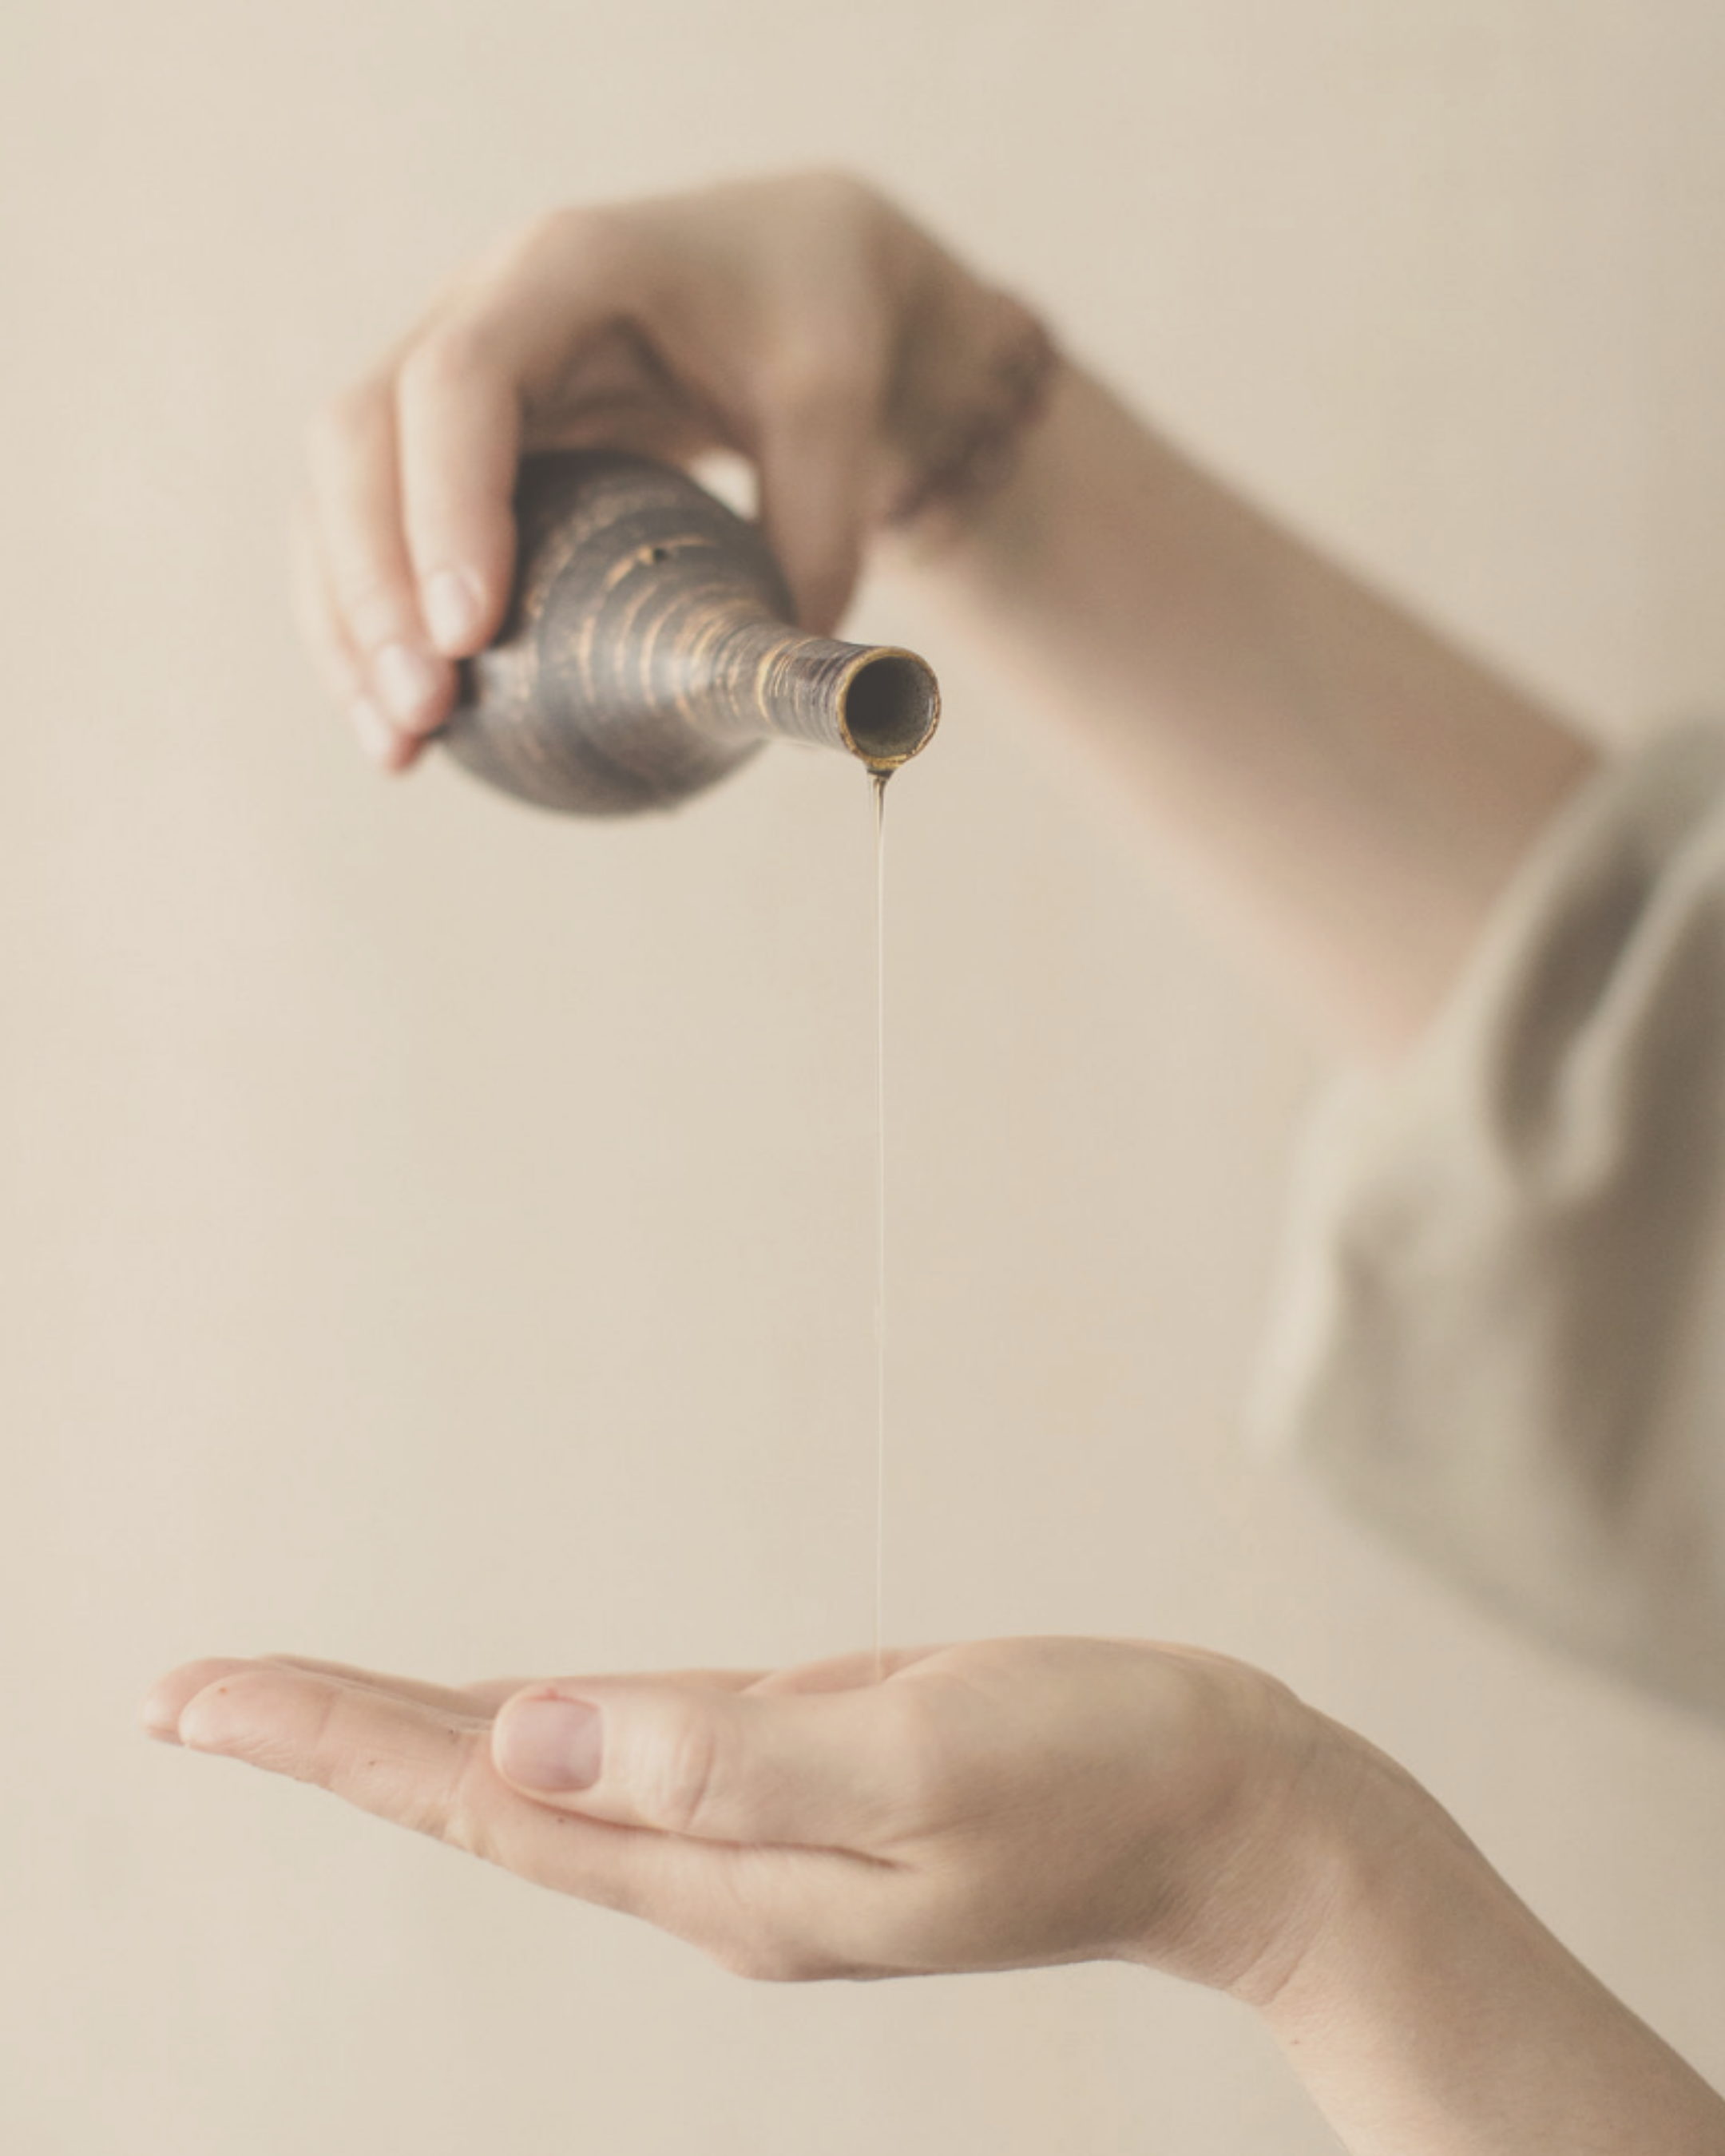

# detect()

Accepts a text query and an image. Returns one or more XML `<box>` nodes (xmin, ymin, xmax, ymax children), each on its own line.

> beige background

<box><xmin>7</xmin><ymin>2</ymin><xmax>1725</xmax><ymax>2150</ymax></box>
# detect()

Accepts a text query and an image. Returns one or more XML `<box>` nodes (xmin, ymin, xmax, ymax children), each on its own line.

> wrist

<box><xmin>1108</xmin><ymin>1667</ymin><xmax>1397</xmax><ymax>2003</ymax></box>
<box><xmin>1231</xmin><ymin>1716</ymin><xmax>1725</xmax><ymax>2155</ymax></box>
<box><xmin>865</xmin><ymin>192</ymin><xmax>1063</xmax><ymax>552</ymax></box>
<box><xmin>884</xmin><ymin>297</ymin><xmax>1061</xmax><ymax>538</ymax></box>
<box><xmin>1220</xmin><ymin>1710</ymin><xmax>1453</xmax><ymax>2012</ymax></box>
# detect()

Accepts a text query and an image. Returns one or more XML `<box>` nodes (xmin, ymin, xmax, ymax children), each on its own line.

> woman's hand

<box><xmin>295</xmin><ymin>172</ymin><xmax>1043</xmax><ymax>771</ymax></box>
<box><xmin>142</xmin><ymin>1635</ymin><xmax>1334</xmax><ymax>1992</ymax></box>
<box><xmin>145</xmin><ymin>1634</ymin><xmax>1725</xmax><ymax>2149</ymax></box>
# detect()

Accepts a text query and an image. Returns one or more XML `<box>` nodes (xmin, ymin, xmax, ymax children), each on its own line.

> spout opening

<box><xmin>838</xmin><ymin>652</ymin><xmax>941</xmax><ymax>770</ymax></box>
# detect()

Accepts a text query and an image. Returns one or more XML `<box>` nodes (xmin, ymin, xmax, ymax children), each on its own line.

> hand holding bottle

<box><xmin>293</xmin><ymin>173</ymin><xmax>1044</xmax><ymax>771</ymax></box>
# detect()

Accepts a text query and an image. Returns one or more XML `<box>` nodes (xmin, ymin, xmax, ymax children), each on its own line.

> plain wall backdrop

<box><xmin>6</xmin><ymin>3</ymin><xmax>1725</xmax><ymax>2150</ymax></box>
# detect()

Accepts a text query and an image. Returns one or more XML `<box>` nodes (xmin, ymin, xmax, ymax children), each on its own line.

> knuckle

<box><xmin>442</xmin><ymin>1748</ymin><xmax>506</xmax><ymax>1863</ymax></box>
<box><xmin>510</xmin><ymin>202</ymin><xmax>589</xmax><ymax>260</ymax></box>
<box><xmin>396</xmin><ymin>320</ymin><xmax>497</xmax><ymax>406</ymax></box>
<box><xmin>640</xmin><ymin>1710</ymin><xmax>724</xmax><ymax>1837</ymax></box>
<box><xmin>500</xmin><ymin>200</ymin><xmax>637</xmax><ymax>290</ymax></box>
<box><xmin>785</xmin><ymin>167</ymin><xmax>877</xmax><ymax>222</ymax></box>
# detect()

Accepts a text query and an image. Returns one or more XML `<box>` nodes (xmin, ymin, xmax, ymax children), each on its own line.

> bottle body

<box><xmin>439</xmin><ymin>453</ymin><xmax>939</xmax><ymax>815</ymax></box>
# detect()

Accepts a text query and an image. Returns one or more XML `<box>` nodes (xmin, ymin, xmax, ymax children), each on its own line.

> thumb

<box><xmin>753</xmin><ymin>375</ymin><xmax>879</xmax><ymax>638</ymax></box>
<box><xmin>491</xmin><ymin>1678</ymin><xmax>902</xmax><ymax>1849</ymax></box>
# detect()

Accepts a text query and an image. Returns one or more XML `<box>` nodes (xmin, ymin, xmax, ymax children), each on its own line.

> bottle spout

<box><xmin>724</xmin><ymin>632</ymin><xmax>939</xmax><ymax>773</ymax></box>
<box><xmin>835</xmin><ymin>647</ymin><xmax>942</xmax><ymax>770</ymax></box>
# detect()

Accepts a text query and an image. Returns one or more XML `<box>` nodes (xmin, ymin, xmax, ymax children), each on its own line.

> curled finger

<box><xmin>290</xmin><ymin>495</ymin><xmax>410</xmax><ymax>769</ymax></box>
<box><xmin>305</xmin><ymin>375</ymin><xmax>456</xmax><ymax>739</ymax></box>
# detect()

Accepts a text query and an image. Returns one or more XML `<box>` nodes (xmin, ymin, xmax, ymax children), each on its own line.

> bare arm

<box><xmin>910</xmin><ymin>363</ymin><xmax>1598</xmax><ymax>1056</ymax></box>
<box><xmin>1239</xmin><ymin>1714</ymin><xmax>1725</xmax><ymax>2154</ymax></box>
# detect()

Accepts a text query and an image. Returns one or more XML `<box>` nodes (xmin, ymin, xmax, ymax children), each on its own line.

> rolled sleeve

<box><xmin>1255</xmin><ymin>721</ymin><xmax>1725</xmax><ymax>1719</ymax></box>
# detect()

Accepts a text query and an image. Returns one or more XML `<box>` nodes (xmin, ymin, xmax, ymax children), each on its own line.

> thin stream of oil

<box><xmin>871</xmin><ymin>768</ymin><xmax>890</xmax><ymax>1680</ymax></box>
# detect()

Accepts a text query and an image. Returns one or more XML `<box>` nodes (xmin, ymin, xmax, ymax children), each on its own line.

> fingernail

<box><xmin>176</xmin><ymin>1685</ymin><xmax>240</xmax><ymax>1753</ymax></box>
<box><xmin>350</xmin><ymin>696</ymin><xmax>400</xmax><ymax>767</ymax></box>
<box><xmin>374</xmin><ymin>640</ymin><xmax>442</xmax><ymax>726</ymax></box>
<box><xmin>494</xmin><ymin>1695</ymin><xmax>602</xmax><ymax>1793</ymax></box>
<box><xmin>422</xmin><ymin>569</ymin><xmax>483</xmax><ymax>653</ymax></box>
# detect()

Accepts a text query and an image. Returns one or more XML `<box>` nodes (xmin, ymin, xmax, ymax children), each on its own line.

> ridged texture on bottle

<box><xmin>439</xmin><ymin>453</ymin><xmax>939</xmax><ymax>815</ymax></box>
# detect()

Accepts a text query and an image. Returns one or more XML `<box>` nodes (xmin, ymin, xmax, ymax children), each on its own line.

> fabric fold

<box><xmin>1255</xmin><ymin>721</ymin><xmax>1725</xmax><ymax>1721</ymax></box>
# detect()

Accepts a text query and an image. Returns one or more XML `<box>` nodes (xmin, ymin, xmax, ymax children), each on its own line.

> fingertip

<box><xmin>351</xmin><ymin>697</ymin><xmax>414</xmax><ymax>771</ymax></box>
<box><xmin>755</xmin><ymin>386</ymin><xmax>874</xmax><ymax>638</ymax></box>
<box><xmin>176</xmin><ymin>1682</ymin><xmax>248</xmax><ymax>1754</ymax></box>
<box><xmin>758</xmin><ymin>494</ymin><xmax>864</xmax><ymax>639</ymax></box>
<box><xmin>386</xmin><ymin>730</ymin><xmax>428</xmax><ymax>774</ymax></box>
<box><xmin>140</xmin><ymin>1657</ymin><xmax>253</xmax><ymax>1746</ymax></box>
<box><xmin>419</xmin><ymin>565</ymin><xmax>494</xmax><ymax>657</ymax></box>
<box><xmin>350</xmin><ymin>696</ymin><xmax>395</xmax><ymax>765</ymax></box>
<box><xmin>140</xmin><ymin>1689</ymin><xmax>185</xmax><ymax>1746</ymax></box>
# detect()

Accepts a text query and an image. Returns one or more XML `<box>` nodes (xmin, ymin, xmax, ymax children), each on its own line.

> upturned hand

<box><xmin>144</xmin><ymin>1635</ymin><xmax>1338</xmax><ymax>1995</ymax></box>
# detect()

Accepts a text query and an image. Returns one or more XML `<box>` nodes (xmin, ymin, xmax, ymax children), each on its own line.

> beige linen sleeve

<box><xmin>1255</xmin><ymin>721</ymin><xmax>1725</xmax><ymax>1721</ymax></box>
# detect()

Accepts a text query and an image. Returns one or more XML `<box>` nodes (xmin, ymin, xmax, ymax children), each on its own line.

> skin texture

<box><xmin>909</xmin><ymin>363</ymin><xmax>1598</xmax><ymax>1056</ymax></box>
<box><xmin>164</xmin><ymin>171</ymin><xmax>1725</xmax><ymax>2150</ymax></box>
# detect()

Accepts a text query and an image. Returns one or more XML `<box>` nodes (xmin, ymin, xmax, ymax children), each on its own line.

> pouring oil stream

<box><xmin>872</xmin><ymin>768</ymin><xmax>890</xmax><ymax>1680</ymax></box>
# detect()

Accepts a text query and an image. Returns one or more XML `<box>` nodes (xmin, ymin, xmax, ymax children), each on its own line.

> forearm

<box><xmin>1241</xmin><ymin>1724</ymin><xmax>1725</xmax><ymax>2154</ymax></box>
<box><xmin>905</xmin><ymin>362</ymin><xmax>1599</xmax><ymax>1060</ymax></box>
